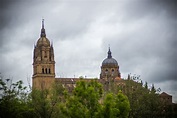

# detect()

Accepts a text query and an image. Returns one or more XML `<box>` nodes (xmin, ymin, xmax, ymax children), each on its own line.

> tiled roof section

<box><xmin>159</xmin><ymin>92</ymin><xmax>172</xmax><ymax>97</ymax></box>
<box><xmin>55</xmin><ymin>77</ymin><xmax>125</xmax><ymax>84</ymax></box>
<box><xmin>55</xmin><ymin>78</ymin><xmax>96</xmax><ymax>84</ymax></box>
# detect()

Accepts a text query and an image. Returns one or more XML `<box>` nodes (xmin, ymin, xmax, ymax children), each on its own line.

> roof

<box><xmin>37</xmin><ymin>37</ymin><xmax>50</xmax><ymax>47</ymax></box>
<box><xmin>102</xmin><ymin>47</ymin><xmax>118</xmax><ymax>67</ymax></box>
<box><xmin>159</xmin><ymin>92</ymin><xmax>172</xmax><ymax>97</ymax></box>
<box><xmin>55</xmin><ymin>78</ymin><xmax>96</xmax><ymax>84</ymax></box>
<box><xmin>102</xmin><ymin>58</ymin><xmax>118</xmax><ymax>66</ymax></box>
<box><xmin>55</xmin><ymin>77</ymin><xmax>124</xmax><ymax>85</ymax></box>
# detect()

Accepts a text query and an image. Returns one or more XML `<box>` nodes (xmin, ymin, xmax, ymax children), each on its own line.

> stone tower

<box><xmin>32</xmin><ymin>20</ymin><xmax>55</xmax><ymax>89</ymax></box>
<box><xmin>100</xmin><ymin>47</ymin><xmax>121</xmax><ymax>80</ymax></box>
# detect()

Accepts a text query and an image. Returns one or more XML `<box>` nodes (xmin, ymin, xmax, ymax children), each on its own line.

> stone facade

<box><xmin>32</xmin><ymin>20</ymin><xmax>122</xmax><ymax>90</ymax></box>
<box><xmin>32</xmin><ymin>19</ymin><xmax>55</xmax><ymax>90</ymax></box>
<box><xmin>159</xmin><ymin>92</ymin><xmax>172</xmax><ymax>104</ymax></box>
<box><xmin>32</xmin><ymin>21</ymin><xmax>175</xmax><ymax>108</ymax></box>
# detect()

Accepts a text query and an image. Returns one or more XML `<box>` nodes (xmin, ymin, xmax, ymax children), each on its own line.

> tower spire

<box><xmin>42</xmin><ymin>19</ymin><xmax>44</xmax><ymax>29</ymax></box>
<box><xmin>40</xmin><ymin>19</ymin><xmax>46</xmax><ymax>37</ymax></box>
<box><xmin>107</xmin><ymin>46</ymin><xmax>112</xmax><ymax>58</ymax></box>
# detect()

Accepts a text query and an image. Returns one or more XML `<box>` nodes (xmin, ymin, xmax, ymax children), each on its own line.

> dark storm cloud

<box><xmin>0</xmin><ymin>0</ymin><xmax>19</xmax><ymax>31</ymax></box>
<box><xmin>123</xmin><ymin>0</ymin><xmax>177</xmax><ymax>20</ymax></box>
<box><xmin>0</xmin><ymin>0</ymin><xmax>33</xmax><ymax>48</ymax></box>
<box><xmin>0</xmin><ymin>0</ymin><xmax>47</xmax><ymax>83</ymax></box>
<box><xmin>148</xmin><ymin>0</ymin><xmax>177</xmax><ymax>18</ymax></box>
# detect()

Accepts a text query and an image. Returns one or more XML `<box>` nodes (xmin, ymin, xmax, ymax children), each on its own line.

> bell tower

<box><xmin>32</xmin><ymin>19</ymin><xmax>55</xmax><ymax>90</ymax></box>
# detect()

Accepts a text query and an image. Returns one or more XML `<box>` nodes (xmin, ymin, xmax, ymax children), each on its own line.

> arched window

<box><xmin>45</xmin><ymin>68</ymin><xmax>47</xmax><ymax>74</ymax></box>
<box><xmin>105</xmin><ymin>69</ymin><xmax>108</xmax><ymax>74</ymax></box>
<box><xmin>112</xmin><ymin>69</ymin><xmax>114</xmax><ymax>72</ymax></box>
<box><xmin>42</xmin><ymin>68</ymin><xmax>44</xmax><ymax>74</ymax></box>
<box><xmin>111</xmin><ymin>69</ymin><xmax>115</xmax><ymax>76</ymax></box>
<box><xmin>49</xmin><ymin>68</ymin><xmax>51</xmax><ymax>74</ymax></box>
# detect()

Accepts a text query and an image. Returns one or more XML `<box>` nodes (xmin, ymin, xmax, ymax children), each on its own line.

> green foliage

<box><xmin>0</xmin><ymin>79</ymin><xmax>34</xmax><ymax>118</ymax></box>
<box><xmin>101</xmin><ymin>91</ymin><xmax>130</xmax><ymax>118</ymax></box>
<box><xmin>62</xmin><ymin>96</ymin><xmax>88</xmax><ymax>118</ymax></box>
<box><xmin>31</xmin><ymin>89</ymin><xmax>52</xmax><ymax>118</ymax></box>
<box><xmin>2</xmin><ymin>74</ymin><xmax>176</xmax><ymax>118</ymax></box>
<box><xmin>2</xmin><ymin>76</ymin><xmax>175</xmax><ymax>118</ymax></box>
<box><xmin>144</xmin><ymin>81</ymin><xmax>148</xmax><ymax>89</ymax></box>
<box><xmin>124</xmin><ymin>78</ymin><xmax>163</xmax><ymax>118</ymax></box>
<box><xmin>31</xmin><ymin>82</ymin><xmax>66</xmax><ymax>118</ymax></box>
<box><xmin>61</xmin><ymin>79</ymin><xmax>104</xmax><ymax>118</ymax></box>
<box><xmin>0</xmin><ymin>78</ymin><xmax>131</xmax><ymax>118</ymax></box>
<box><xmin>115</xmin><ymin>91</ymin><xmax>130</xmax><ymax>118</ymax></box>
<box><xmin>60</xmin><ymin>79</ymin><xmax>130</xmax><ymax>118</ymax></box>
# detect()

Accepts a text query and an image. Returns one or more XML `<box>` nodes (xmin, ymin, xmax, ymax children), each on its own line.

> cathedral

<box><xmin>32</xmin><ymin>20</ymin><xmax>174</xmax><ymax>104</ymax></box>
<box><xmin>32</xmin><ymin>20</ymin><xmax>175</xmax><ymax>114</ymax></box>
<box><xmin>33</xmin><ymin>20</ymin><xmax>126</xmax><ymax>90</ymax></box>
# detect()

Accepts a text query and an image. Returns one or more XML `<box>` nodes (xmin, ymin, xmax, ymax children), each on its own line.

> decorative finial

<box><xmin>42</xmin><ymin>19</ymin><xmax>44</xmax><ymax>29</ymax></box>
<box><xmin>40</xmin><ymin>19</ymin><xmax>46</xmax><ymax>37</ymax></box>
<box><xmin>108</xmin><ymin>45</ymin><xmax>110</xmax><ymax>52</ymax></box>
<box><xmin>107</xmin><ymin>45</ymin><xmax>112</xmax><ymax>58</ymax></box>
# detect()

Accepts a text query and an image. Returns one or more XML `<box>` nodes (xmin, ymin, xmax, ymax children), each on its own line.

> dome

<box><xmin>37</xmin><ymin>37</ymin><xmax>50</xmax><ymax>47</ymax></box>
<box><xmin>102</xmin><ymin>57</ymin><xmax>118</xmax><ymax>66</ymax></box>
<box><xmin>101</xmin><ymin>47</ymin><xmax>118</xmax><ymax>67</ymax></box>
<box><xmin>36</xmin><ymin>19</ymin><xmax>50</xmax><ymax>47</ymax></box>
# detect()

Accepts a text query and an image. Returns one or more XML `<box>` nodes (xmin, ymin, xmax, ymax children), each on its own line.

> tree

<box><xmin>31</xmin><ymin>82</ymin><xmax>66</xmax><ymax>118</ymax></box>
<box><xmin>61</xmin><ymin>78</ymin><xmax>130</xmax><ymax>118</ymax></box>
<box><xmin>123</xmin><ymin>77</ymin><xmax>163</xmax><ymax>118</ymax></box>
<box><xmin>61</xmin><ymin>79</ymin><xmax>103</xmax><ymax>118</ymax></box>
<box><xmin>0</xmin><ymin>77</ymin><xmax>131</xmax><ymax>118</ymax></box>
<box><xmin>101</xmin><ymin>91</ymin><xmax>130</xmax><ymax>118</ymax></box>
<box><xmin>151</xmin><ymin>84</ymin><xmax>156</xmax><ymax>93</ymax></box>
<box><xmin>144</xmin><ymin>81</ymin><xmax>148</xmax><ymax>89</ymax></box>
<box><xmin>0</xmin><ymin>79</ymin><xmax>34</xmax><ymax>118</ymax></box>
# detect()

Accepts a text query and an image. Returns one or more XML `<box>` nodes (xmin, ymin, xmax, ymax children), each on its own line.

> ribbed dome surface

<box><xmin>37</xmin><ymin>37</ymin><xmax>50</xmax><ymax>47</ymax></box>
<box><xmin>102</xmin><ymin>57</ymin><xmax>118</xmax><ymax>66</ymax></box>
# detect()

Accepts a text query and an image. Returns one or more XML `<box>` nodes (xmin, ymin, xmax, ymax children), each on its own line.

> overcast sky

<box><xmin>0</xmin><ymin>0</ymin><xmax>177</xmax><ymax>102</ymax></box>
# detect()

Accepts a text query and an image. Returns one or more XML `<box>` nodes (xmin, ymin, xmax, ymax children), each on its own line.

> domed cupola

<box><xmin>36</xmin><ymin>19</ymin><xmax>50</xmax><ymax>47</ymax></box>
<box><xmin>102</xmin><ymin>47</ymin><xmax>118</xmax><ymax>67</ymax></box>
<box><xmin>100</xmin><ymin>47</ymin><xmax>121</xmax><ymax>79</ymax></box>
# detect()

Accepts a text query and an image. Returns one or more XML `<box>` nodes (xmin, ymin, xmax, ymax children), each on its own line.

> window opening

<box><xmin>49</xmin><ymin>68</ymin><xmax>51</xmax><ymax>74</ymax></box>
<box><xmin>45</xmin><ymin>68</ymin><xmax>47</xmax><ymax>74</ymax></box>
<box><xmin>42</xmin><ymin>68</ymin><xmax>44</xmax><ymax>74</ymax></box>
